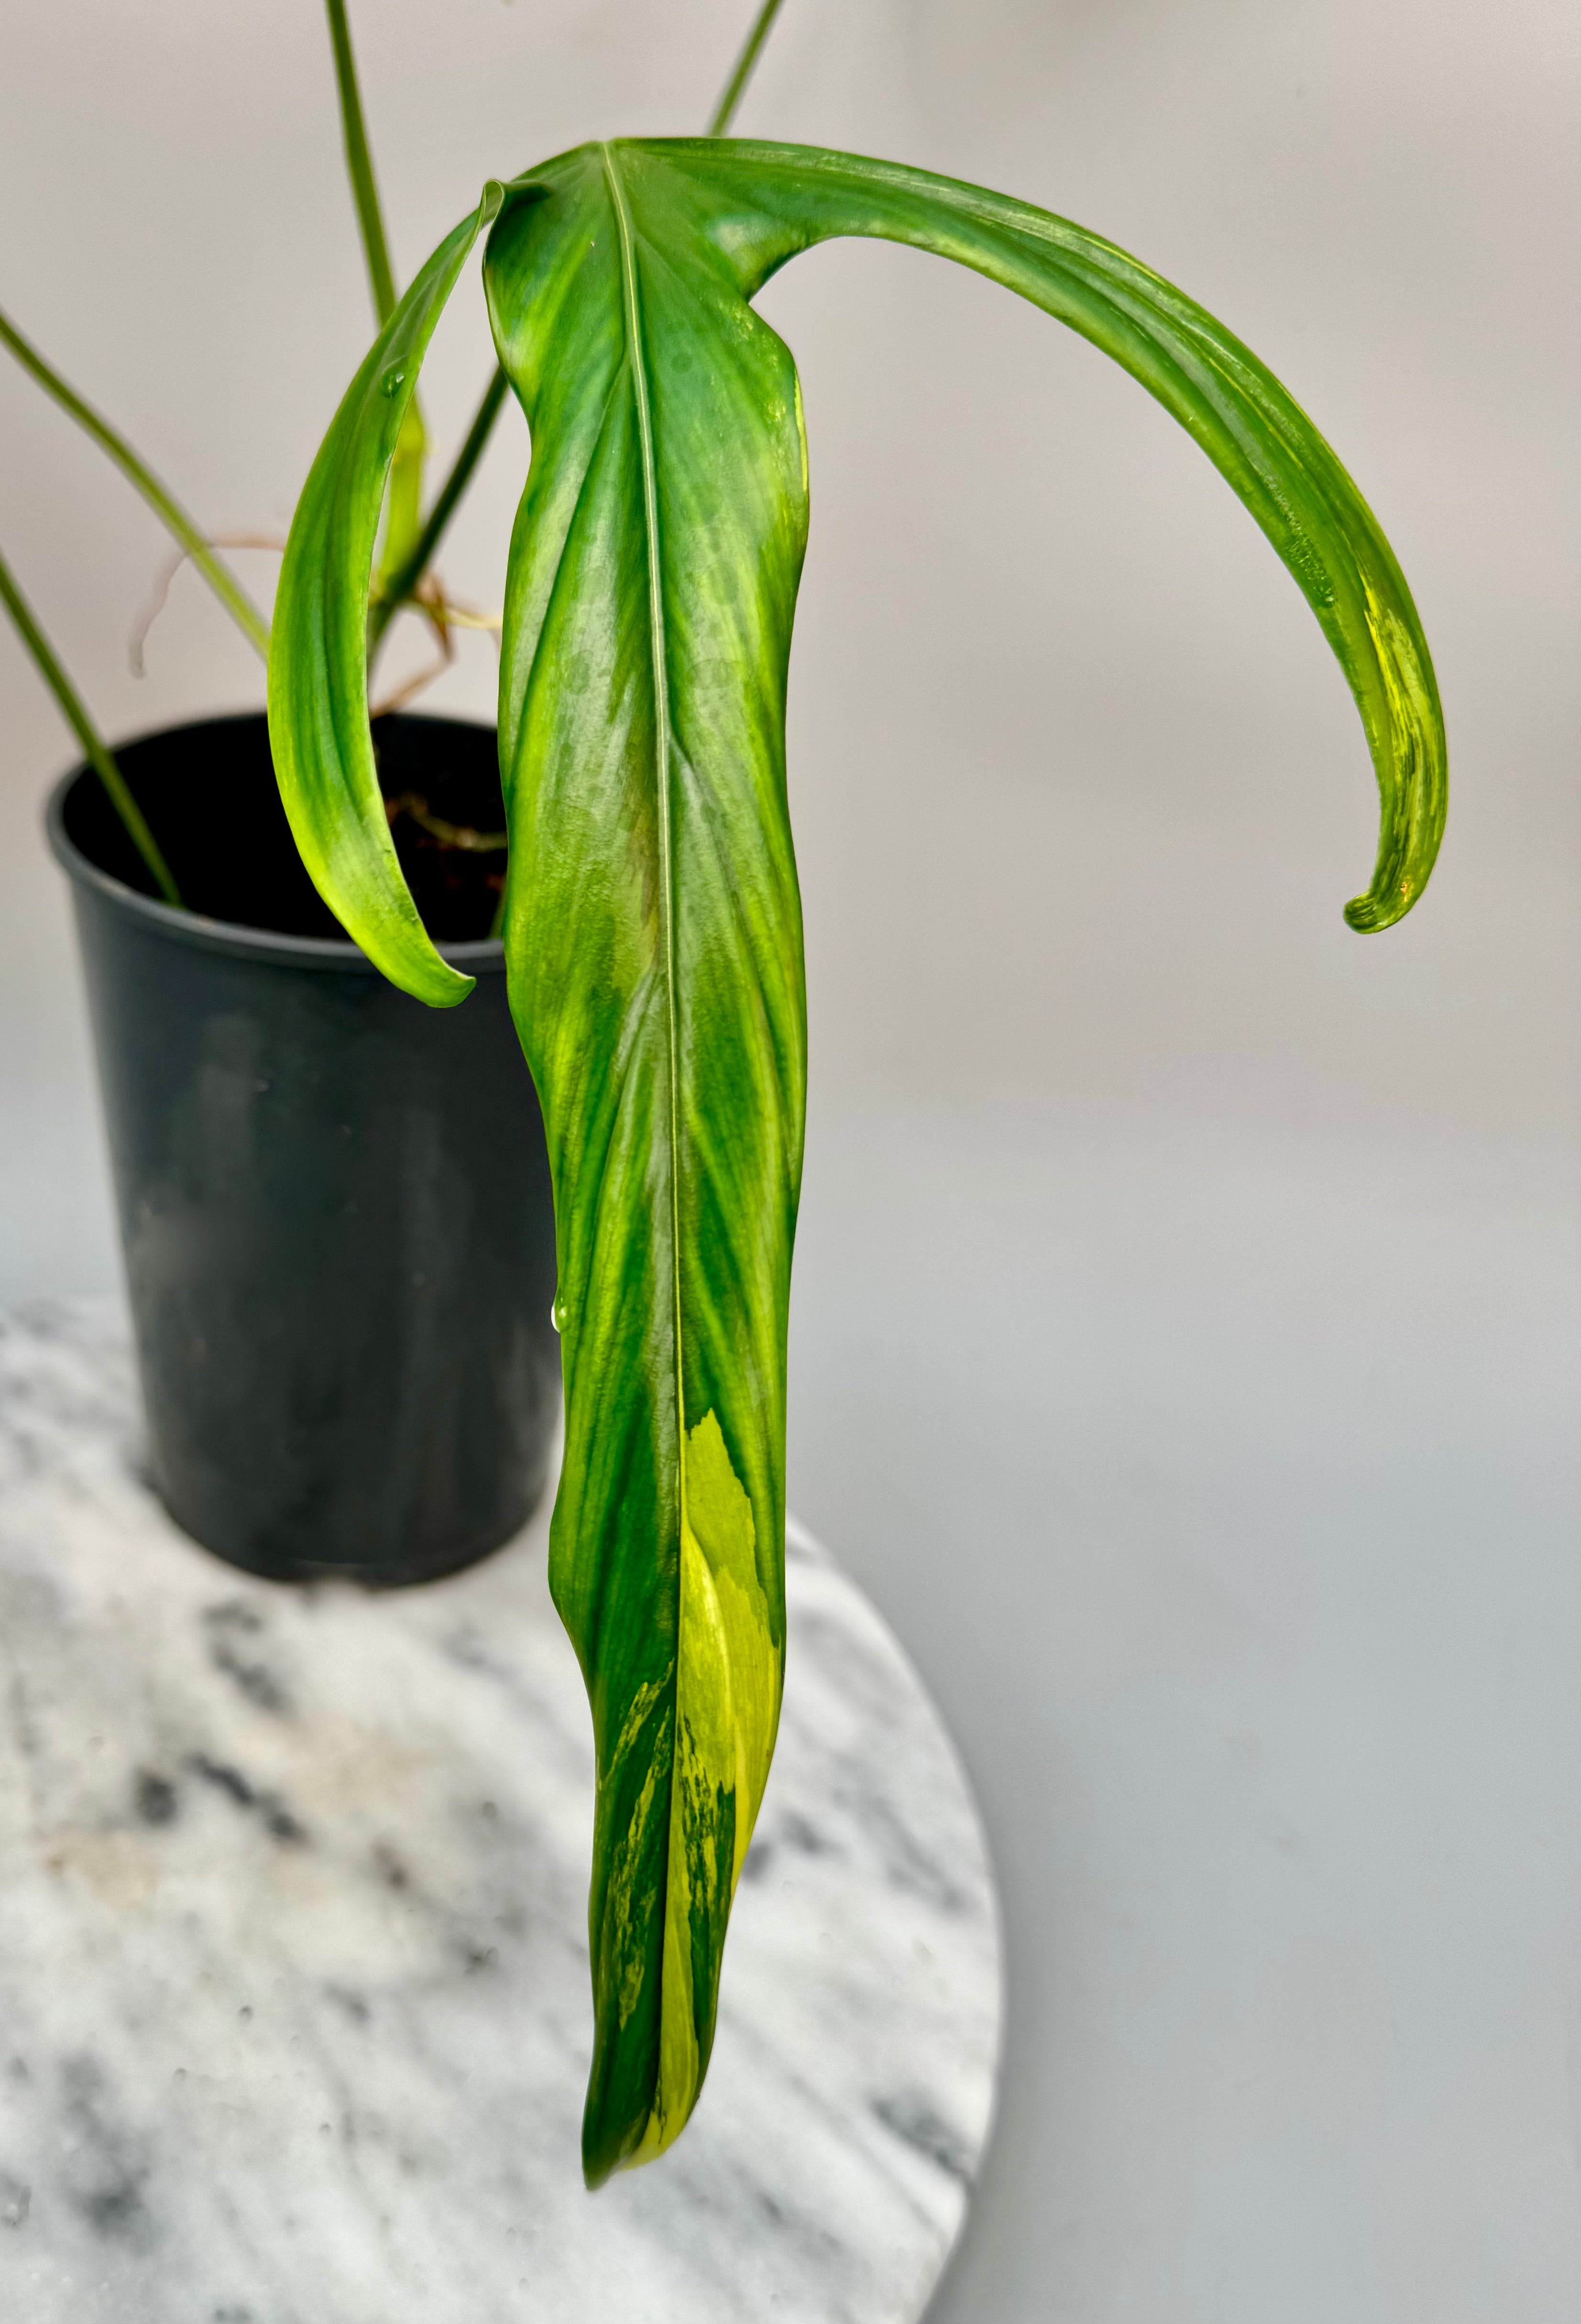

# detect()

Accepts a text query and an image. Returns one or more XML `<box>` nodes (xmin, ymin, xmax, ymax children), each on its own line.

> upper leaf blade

<box><xmin>631</xmin><ymin>137</ymin><xmax>1447</xmax><ymax>933</ymax></box>
<box><xmin>266</xmin><ymin>186</ymin><xmax>502</xmax><ymax>1005</ymax></box>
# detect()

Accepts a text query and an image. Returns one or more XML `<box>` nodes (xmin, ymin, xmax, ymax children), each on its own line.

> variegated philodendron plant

<box><xmin>266</xmin><ymin>137</ymin><xmax>1447</xmax><ymax>2184</ymax></box>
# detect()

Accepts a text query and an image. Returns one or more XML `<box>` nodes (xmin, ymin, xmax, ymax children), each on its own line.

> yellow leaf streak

<box><xmin>600</xmin><ymin>1674</ymin><xmax>671</xmax><ymax>2034</ymax></box>
<box><xmin>628</xmin><ymin>1410</ymin><xmax>780</xmax><ymax>2164</ymax></box>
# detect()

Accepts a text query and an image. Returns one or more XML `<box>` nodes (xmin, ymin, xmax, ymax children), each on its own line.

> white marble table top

<box><xmin>0</xmin><ymin>1301</ymin><xmax>1000</xmax><ymax>2324</ymax></box>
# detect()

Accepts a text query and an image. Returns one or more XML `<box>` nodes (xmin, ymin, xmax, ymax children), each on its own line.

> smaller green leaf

<box><xmin>266</xmin><ymin>184</ymin><xmax>504</xmax><ymax>1006</ymax></box>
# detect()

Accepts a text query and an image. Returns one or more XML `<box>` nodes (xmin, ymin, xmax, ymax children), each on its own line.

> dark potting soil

<box><xmin>64</xmin><ymin>710</ymin><xmax>506</xmax><ymax>945</ymax></box>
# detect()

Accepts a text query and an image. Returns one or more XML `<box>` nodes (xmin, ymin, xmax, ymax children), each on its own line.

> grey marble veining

<box><xmin>0</xmin><ymin>1301</ymin><xmax>1000</xmax><ymax>2324</ymax></box>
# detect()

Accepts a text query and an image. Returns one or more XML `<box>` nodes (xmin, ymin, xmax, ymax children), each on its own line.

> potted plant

<box><xmin>8</xmin><ymin>0</ymin><xmax>1446</xmax><ymax>2193</ymax></box>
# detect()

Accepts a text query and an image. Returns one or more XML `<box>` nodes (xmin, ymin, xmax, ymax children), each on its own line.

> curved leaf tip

<box><xmin>619</xmin><ymin>136</ymin><xmax>1449</xmax><ymax>939</ymax></box>
<box><xmin>1340</xmin><ymin>579</ymin><xmax>1446</xmax><ymax>932</ymax></box>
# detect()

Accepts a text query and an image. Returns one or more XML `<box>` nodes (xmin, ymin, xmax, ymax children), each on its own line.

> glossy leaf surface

<box><xmin>268</xmin><ymin>137</ymin><xmax>1447</xmax><ymax>2185</ymax></box>
<box><xmin>485</xmin><ymin>145</ymin><xmax>807</xmax><ymax>2184</ymax></box>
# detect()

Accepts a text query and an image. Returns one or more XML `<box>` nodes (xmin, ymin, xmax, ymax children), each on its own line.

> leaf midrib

<box><xmin>602</xmin><ymin>148</ymin><xmax>688</xmax><ymax>2089</ymax></box>
<box><xmin>602</xmin><ymin>141</ymin><xmax>683</xmax><ymax>1404</ymax></box>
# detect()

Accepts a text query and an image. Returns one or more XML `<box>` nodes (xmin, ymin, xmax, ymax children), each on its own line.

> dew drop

<box><xmin>550</xmin><ymin>1290</ymin><xmax>567</xmax><ymax>1335</ymax></box>
<box><xmin>381</xmin><ymin>367</ymin><xmax>407</xmax><ymax>398</ymax></box>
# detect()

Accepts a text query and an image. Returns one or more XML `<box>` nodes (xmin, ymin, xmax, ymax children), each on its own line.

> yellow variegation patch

<box><xmin>629</xmin><ymin>1409</ymin><xmax>781</xmax><ymax>2164</ymax></box>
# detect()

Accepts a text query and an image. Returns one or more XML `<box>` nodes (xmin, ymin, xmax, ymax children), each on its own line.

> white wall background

<box><xmin>1</xmin><ymin>3</ymin><xmax>1577</xmax><ymax>2318</ymax></box>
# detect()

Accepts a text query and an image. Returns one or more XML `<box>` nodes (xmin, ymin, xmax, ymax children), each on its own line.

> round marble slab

<box><xmin>0</xmin><ymin>1302</ymin><xmax>1000</xmax><ymax>2324</ymax></box>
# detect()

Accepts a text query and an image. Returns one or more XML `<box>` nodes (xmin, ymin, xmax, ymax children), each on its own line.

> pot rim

<box><xmin>44</xmin><ymin>709</ymin><xmax>507</xmax><ymax>978</ymax></box>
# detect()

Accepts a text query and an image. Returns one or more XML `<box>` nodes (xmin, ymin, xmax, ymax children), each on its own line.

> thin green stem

<box><xmin>0</xmin><ymin>306</ymin><xmax>270</xmax><ymax>661</ymax></box>
<box><xmin>707</xmin><ymin>0</ymin><xmax>787</xmax><ymax>135</ymax></box>
<box><xmin>0</xmin><ymin>545</ymin><xmax>182</xmax><ymax>906</ymax></box>
<box><xmin>323</xmin><ymin>0</ymin><xmax>397</xmax><ymax>326</ymax></box>
<box><xmin>370</xmin><ymin>364</ymin><xmax>508</xmax><ymax>649</ymax></box>
<box><xmin>323</xmin><ymin>0</ymin><xmax>428</xmax><ymax>588</ymax></box>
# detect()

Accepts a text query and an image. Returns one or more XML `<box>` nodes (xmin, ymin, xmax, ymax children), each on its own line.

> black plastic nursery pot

<box><xmin>47</xmin><ymin>710</ymin><xmax>560</xmax><ymax>1588</ymax></box>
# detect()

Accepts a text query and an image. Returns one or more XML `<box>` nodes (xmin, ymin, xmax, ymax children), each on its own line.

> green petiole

<box><xmin>707</xmin><ymin>0</ymin><xmax>788</xmax><ymax>136</ymax></box>
<box><xmin>0</xmin><ymin>543</ymin><xmax>182</xmax><ymax>907</ymax></box>
<box><xmin>324</xmin><ymin>0</ymin><xmax>428</xmax><ymax>592</ymax></box>
<box><xmin>0</xmin><ymin>306</ymin><xmax>270</xmax><ymax>661</ymax></box>
<box><xmin>324</xmin><ymin>0</ymin><xmax>398</xmax><ymax>326</ymax></box>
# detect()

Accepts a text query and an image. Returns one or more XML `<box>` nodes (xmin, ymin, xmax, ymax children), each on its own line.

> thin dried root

<box><xmin>129</xmin><ymin>534</ymin><xmax>285</xmax><ymax>676</ymax></box>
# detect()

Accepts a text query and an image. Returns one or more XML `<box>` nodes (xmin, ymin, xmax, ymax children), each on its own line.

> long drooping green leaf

<box><xmin>0</xmin><ymin>305</ymin><xmax>271</xmax><ymax>658</ymax></box>
<box><xmin>266</xmin><ymin>185</ymin><xmax>501</xmax><ymax>1007</ymax></box>
<box><xmin>268</xmin><ymin>136</ymin><xmax>1447</xmax><ymax>2187</ymax></box>
<box><xmin>484</xmin><ymin>144</ymin><xmax>807</xmax><ymax>2185</ymax></box>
